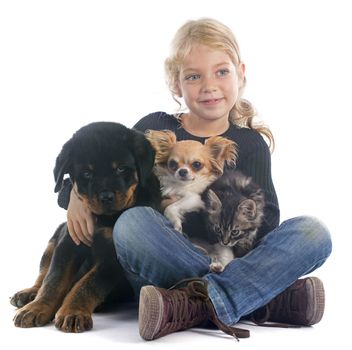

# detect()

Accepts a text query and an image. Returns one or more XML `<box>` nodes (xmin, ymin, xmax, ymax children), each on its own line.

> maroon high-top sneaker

<box><xmin>250</xmin><ymin>277</ymin><xmax>325</xmax><ymax>326</ymax></box>
<box><xmin>139</xmin><ymin>279</ymin><xmax>249</xmax><ymax>340</ymax></box>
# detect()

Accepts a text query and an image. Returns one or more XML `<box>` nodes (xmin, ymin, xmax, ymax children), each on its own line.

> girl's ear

<box><xmin>175</xmin><ymin>83</ymin><xmax>183</xmax><ymax>98</ymax></box>
<box><xmin>238</xmin><ymin>62</ymin><xmax>246</xmax><ymax>86</ymax></box>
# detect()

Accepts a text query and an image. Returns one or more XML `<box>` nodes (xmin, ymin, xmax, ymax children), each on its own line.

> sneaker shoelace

<box><xmin>165</xmin><ymin>279</ymin><xmax>249</xmax><ymax>340</ymax></box>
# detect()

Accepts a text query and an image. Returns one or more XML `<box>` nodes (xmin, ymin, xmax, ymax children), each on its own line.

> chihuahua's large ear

<box><xmin>131</xmin><ymin>129</ymin><xmax>157</xmax><ymax>187</ymax></box>
<box><xmin>53</xmin><ymin>139</ymin><xmax>73</xmax><ymax>193</ymax></box>
<box><xmin>205</xmin><ymin>136</ymin><xmax>238</xmax><ymax>174</ymax></box>
<box><xmin>145</xmin><ymin>129</ymin><xmax>177</xmax><ymax>164</ymax></box>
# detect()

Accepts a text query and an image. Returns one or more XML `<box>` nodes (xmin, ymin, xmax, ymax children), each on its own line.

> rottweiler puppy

<box><xmin>10</xmin><ymin>122</ymin><xmax>161</xmax><ymax>332</ymax></box>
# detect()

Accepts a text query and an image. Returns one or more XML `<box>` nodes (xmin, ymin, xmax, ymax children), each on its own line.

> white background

<box><xmin>0</xmin><ymin>0</ymin><xmax>350</xmax><ymax>348</ymax></box>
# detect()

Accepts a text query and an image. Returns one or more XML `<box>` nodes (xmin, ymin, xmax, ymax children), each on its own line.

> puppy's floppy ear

<box><xmin>205</xmin><ymin>136</ymin><xmax>238</xmax><ymax>174</ymax></box>
<box><xmin>145</xmin><ymin>129</ymin><xmax>177</xmax><ymax>164</ymax></box>
<box><xmin>53</xmin><ymin>139</ymin><xmax>73</xmax><ymax>193</ymax></box>
<box><xmin>131</xmin><ymin>129</ymin><xmax>157</xmax><ymax>187</ymax></box>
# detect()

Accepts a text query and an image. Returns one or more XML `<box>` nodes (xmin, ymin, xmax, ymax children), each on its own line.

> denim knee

<box><xmin>298</xmin><ymin>215</ymin><xmax>331</xmax><ymax>249</ymax></box>
<box><xmin>283</xmin><ymin>215</ymin><xmax>332</xmax><ymax>263</ymax></box>
<box><xmin>113</xmin><ymin>206</ymin><xmax>151</xmax><ymax>253</ymax></box>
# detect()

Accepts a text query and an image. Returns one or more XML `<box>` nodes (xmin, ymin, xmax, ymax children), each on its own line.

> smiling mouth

<box><xmin>200</xmin><ymin>98</ymin><xmax>223</xmax><ymax>105</ymax></box>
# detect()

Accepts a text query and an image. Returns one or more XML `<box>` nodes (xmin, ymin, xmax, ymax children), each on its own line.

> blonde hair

<box><xmin>164</xmin><ymin>18</ymin><xmax>275</xmax><ymax>151</ymax></box>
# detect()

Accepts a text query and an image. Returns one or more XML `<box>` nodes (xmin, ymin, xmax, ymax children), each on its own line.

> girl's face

<box><xmin>178</xmin><ymin>44</ymin><xmax>244</xmax><ymax>123</ymax></box>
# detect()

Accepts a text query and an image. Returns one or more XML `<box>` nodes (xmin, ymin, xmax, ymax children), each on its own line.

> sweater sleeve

<box><xmin>133</xmin><ymin>112</ymin><xmax>169</xmax><ymax>132</ymax></box>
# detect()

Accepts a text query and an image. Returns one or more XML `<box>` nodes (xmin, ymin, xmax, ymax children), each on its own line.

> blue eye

<box><xmin>217</xmin><ymin>69</ymin><xmax>230</xmax><ymax>77</ymax></box>
<box><xmin>185</xmin><ymin>74</ymin><xmax>200</xmax><ymax>81</ymax></box>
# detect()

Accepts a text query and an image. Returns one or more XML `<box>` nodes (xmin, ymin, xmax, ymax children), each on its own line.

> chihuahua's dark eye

<box><xmin>191</xmin><ymin>161</ymin><xmax>203</xmax><ymax>171</ymax></box>
<box><xmin>82</xmin><ymin>170</ymin><xmax>93</xmax><ymax>180</ymax></box>
<box><xmin>168</xmin><ymin>159</ymin><xmax>178</xmax><ymax>171</ymax></box>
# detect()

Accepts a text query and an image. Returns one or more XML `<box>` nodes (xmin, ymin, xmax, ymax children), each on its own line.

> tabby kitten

<box><xmin>190</xmin><ymin>170</ymin><xmax>265</xmax><ymax>273</ymax></box>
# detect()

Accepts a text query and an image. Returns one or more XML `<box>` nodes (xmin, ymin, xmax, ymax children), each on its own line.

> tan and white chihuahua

<box><xmin>146</xmin><ymin>130</ymin><xmax>238</xmax><ymax>232</ymax></box>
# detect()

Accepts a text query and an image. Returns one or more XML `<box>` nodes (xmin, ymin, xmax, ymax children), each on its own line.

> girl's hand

<box><xmin>67</xmin><ymin>184</ymin><xmax>95</xmax><ymax>246</ymax></box>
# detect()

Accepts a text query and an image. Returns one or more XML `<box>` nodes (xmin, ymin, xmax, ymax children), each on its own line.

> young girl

<box><xmin>62</xmin><ymin>18</ymin><xmax>332</xmax><ymax>340</ymax></box>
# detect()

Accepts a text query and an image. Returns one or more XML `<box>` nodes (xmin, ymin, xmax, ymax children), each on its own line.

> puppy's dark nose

<box><xmin>178</xmin><ymin>168</ymin><xmax>188</xmax><ymax>178</ymax></box>
<box><xmin>99</xmin><ymin>191</ymin><xmax>115</xmax><ymax>204</ymax></box>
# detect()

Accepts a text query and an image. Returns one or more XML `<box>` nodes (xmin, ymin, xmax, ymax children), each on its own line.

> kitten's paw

<box><xmin>210</xmin><ymin>262</ymin><xmax>224</xmax><ymax>273</ymax></box>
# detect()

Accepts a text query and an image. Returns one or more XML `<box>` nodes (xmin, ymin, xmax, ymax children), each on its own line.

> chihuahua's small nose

<box><xmin>99</xmin><ymin>191</ymin><xmax>115</xmax><ymax>204</ymax></box>
<box><xmin>178</xmin><ymin>168</ymin><xmax>188</xmax><ymax>178</ymax></box>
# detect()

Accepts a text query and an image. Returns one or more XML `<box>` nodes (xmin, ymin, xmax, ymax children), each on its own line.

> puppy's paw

<box><xmin>55</xmin><ymin>308</ymin><xmax>93</xmax><ymax>333</ymax></box>
<box><xmin>10</xmin><ymin>287</ymin><xmax>38</xmax><ymax>308</ymax></box>
<box><xmin>13</xmin><ymin>301</ymin><xmax>54</xmax><ymax>327</ymax></box>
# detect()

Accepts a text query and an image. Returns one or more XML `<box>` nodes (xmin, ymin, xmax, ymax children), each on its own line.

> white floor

<box><xmin>0</xmin><ymin>267</ymin><xmax>348</xmax><ymax>350</ymax></box>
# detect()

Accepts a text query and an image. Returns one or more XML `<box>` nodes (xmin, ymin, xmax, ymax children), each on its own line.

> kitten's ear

<box><xmin>145</xmin><ymin>129</ymin><xmax>177</xmax><ymax>164</ymax></box>
<box><xmin>206</xmin><ymin>189</ymin><xmax>222</xmax><ymax>214</ymax></box>
<box><xmin>238</xmin><ymin>199</ymin><xmax>257</xmax><ymax>220</ymax></box>
<box><xmin>205</xmin><ymin>136</ymin><xmax>238</xmax><ymax>174</ymax></box>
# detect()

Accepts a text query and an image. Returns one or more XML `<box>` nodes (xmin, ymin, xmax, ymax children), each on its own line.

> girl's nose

<box><xmin>201</xmin><ymin>76</ymin><xmax>217</xmax><ymax>93</ymax></box>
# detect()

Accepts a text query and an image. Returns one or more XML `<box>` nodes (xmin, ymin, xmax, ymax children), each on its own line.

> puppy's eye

<box><xmin>115</xmin><ymin>166</ymin><xmax>126</xmax><ymax>175</ymax></box>
<box><xmin>82</xmin><ymin>171</ymin><xmax>93</xmax><ymax>180</ymax></box>
<box><xmin>168</xmin><ymin>159</ymin><xmax>178</xmax><ymax>171</ymax></box>
<box><xmin>191</xmin><ymin>161</ymin><xmax>203</xmax><ymax>170</ymax></box>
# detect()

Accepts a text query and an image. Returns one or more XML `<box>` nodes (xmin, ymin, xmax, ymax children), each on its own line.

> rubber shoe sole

<box><xmin>304</xmin><ymin>277</ymin><xmax>325</xmax><ymax>325</ymax></box>
<box><xmin>139</xmin><ymin>286</ymin><xmax>164</xmax><ymax>340</ymax></box>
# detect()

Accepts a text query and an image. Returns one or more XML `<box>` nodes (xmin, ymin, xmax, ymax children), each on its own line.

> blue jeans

<box><xmin>113</xmin><ymin>207</ymin><xmax>332</xmax><ymax>326</ymax></box>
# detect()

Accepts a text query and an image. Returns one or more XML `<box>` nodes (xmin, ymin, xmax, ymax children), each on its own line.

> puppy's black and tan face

<box><xmin>54</xmin><ymin>122</ymin><xmax>155</xmax><ymax>216</ymax></box>
<box><xmin>73</xmin><ymin>153</ymin><xmax>139</xmax><ymax>215</ymax></box>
